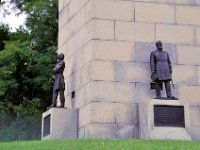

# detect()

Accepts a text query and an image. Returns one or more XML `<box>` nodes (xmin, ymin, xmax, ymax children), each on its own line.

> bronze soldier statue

<box><xmin>48</xmin><ymin>53</ymin><xmax>65</xmax><ymax>109</ymax></box>
<box><xmin>150</xmin><ymin>41</ymin><xmax>175</xmax><ymax>99</ymax></box>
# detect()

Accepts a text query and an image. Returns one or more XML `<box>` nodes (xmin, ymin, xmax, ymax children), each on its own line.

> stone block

<box><xmin>91</xmin><ymin>60</ymin><xmax>115</xmax><ymax>81</ymax></box>
<box><xmin>197</xmin><ymin>66</ymin><xmax>200</xmax><ymax>85</ymax></box>
<box><xmin>173</xmin><ymin>64</ymin><xmax>197</xmax><ymax>86</ymax></box>
<box><xmin>82</xmin><ymin>41</ymin><xmax>93</xmax><ymax>64</ymax></box>
<box><xmin>176</xmin><ymin>5</ymin><xmax>200</xmax><ymax>25</ymax></box>
<box><xmin>190</xmin><ymin>127</ymin><xmax>200</xmax><ymax>140</ymax></box>
<box><xmin>86</xmin><ymin>0</ymin><xmax>134</xmax><ymax>21</ymax></box>
<box><xmin>179</xmin><ymin>85</ymin><xmax>200</xmax><ymax>103</ymax></box>
<box><xmin>115</xmin><ymin>21</ymin><xmax>155</xmax><ymax>42</ymax></box>
<box><xmin>134</xmin><ymin>42</ymin><xmax>177</xmax><ymax>63</ymax></box>
<box><xmin>115</xmin><ymin>103</ymin><xmax>138</xmax><ymax>125</ymax></box>
<box><xmin>59</xmin><ymin>7</ymin><xmax>86</xmax><ymax>46</ymax></box>
<box><xmin>93</xmin><ymin>19</ymin><xmax>114</xmax><ymax>40</ymax></box>
<box><xmin>59</xmin><ymin>19</ymin><xmax>93</xmax><ymax>58</ymax></box>
<box><xmin>190</xmin><ymin>105</ymin><xmax>200</xmax><ymax>127</ymax></box>
<box><xmin>114</xmin><ymin>62</ymin><xmax>151</xmax><ymax>83</ymax></box>
<box><xmin>84</xmin><ymin>81</ymin><xmax>134</xmax><ymax>104</ymax></box>
<box><xmin>79</xmin><ymin>102</ymin><xmax>116</xmax><ymax>127</ymax></box>
<box><xmin>59</xmin><ymin>0</ymin><xmax>64</xmax><ymax>12</ymax></box>
<box><xmin>93</xmin><ymin>40</ymin><xmax>133</xmax><ymax>61</ymax></box>
<box><xmin>59</xmin><ymin>4</ymin><xmax>69</xmax><ymax>29</ymax></box>
<box><xmin>80</xmin><ymin>63</ymin><xmax>92</xmax><ymax>87</ymax></box>
<box><xmin>196</xmin><ymin>27</ymin><xmax>200</xmax><ymax>46</ymax></box>
<box><xmin>67</xmin><ymin>70</ymin><xmax>81</xmax><ymax>94</ymax></box>
<box><xmin>115</xmin><ymin>21</ymin><xmax>135</xmax><ymax>41</ymax></box>
<box><xmin>156</xmin><ymin>24</ymin><xmax>194</xmax><ymax>44</ymax></box>
<box><xmin>117</xmin><ymin>125</ymin><xmax>138</xmax><ymax>138</ymax></box>
<box><xmin>177</xmin><ymin>45</ymin><xmax>200</xmax><ymax>65</ymax></box>
<box><xmin>175</xmin><ymin>0</ymin><xmax>200</xmax><ymax>5</ymax></box>
<box><xmin>135</xmin><ymin>2</ymin><xmax>175</xmax><ymax>23</ymax></box>
<box><xmin>71</xmin><ymin>88</ymin><xmax>85</xmax><ymax>109</ymax></box>
<box><xmin>78</xmin><ymin>127</ymin><xmax>85</xmax><ymax>139</ymax></box>
<box><xmin>68</xmin><ymin>0</ymin><xmax>88</xmax><ymax>19</ymax></box>
<box><xmin>65</xmin><ymin>49</ymin><xmax>82</xmax><ymax>78</ymax></box>
<box><xmin>135</xmin><ymin>23</ymin><xmax>155</xmax><ymax>42</ymax></box>
<box><xmin>138</xmin><ymin>99</ymin><xmax>191</xmax><ymax>140</ymax></box>
<box><xmin>84</xmin><ymin>123</ymin><xmax>117</xmax><ymax>138</ymax></box>
<box><xmin>41</xmin><ymin>108</ymin><xmax>78</xmax><ymax>139</ymax></box>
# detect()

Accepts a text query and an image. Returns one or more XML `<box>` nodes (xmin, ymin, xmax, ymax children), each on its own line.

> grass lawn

<box><xmin>0</xmin><ymin>139</ymin><xmax>200</xmax><ymax>150</ymax></box>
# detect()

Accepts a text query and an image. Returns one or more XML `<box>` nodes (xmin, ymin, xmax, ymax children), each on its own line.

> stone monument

<box><xmin>42</xmin><ymin>0</ymin><xmax>200</xmax><ymax>140</ymax></box>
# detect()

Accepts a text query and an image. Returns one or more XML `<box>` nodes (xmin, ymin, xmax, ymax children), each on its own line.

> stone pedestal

<box><xmin>139</xmin><ymin>99</ymin><xmax>191</xmax><ymax>140</ymax></box>
<box><xmin>41</xmin><ymin>108</ymin><xmax>78</xmax><ymax>140</ymax></box>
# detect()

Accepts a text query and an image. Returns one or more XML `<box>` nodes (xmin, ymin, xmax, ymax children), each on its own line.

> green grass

<box><xmin>0</xmin><ymin>139</ymin><xmax>200</xmax><ymax>150</ymax></box>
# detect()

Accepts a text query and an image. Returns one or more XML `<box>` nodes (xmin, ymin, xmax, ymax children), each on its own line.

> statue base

<box><xmin>41</xmin><ymin>108</ymin><xmax>78</xmax><ymax>140</ymax></box>
<box><xmin>138</xmin><ymin>99</ymin><xmax>191</xmax><ymax>140</ymax></box>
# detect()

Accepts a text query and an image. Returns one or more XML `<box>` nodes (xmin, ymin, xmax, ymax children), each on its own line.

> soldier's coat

<box><xmin>150</xmin><ymin>50</ymin><xmax>172</xmax><ymax>81</ymax></box>
<box><xmin>53</xmin><ymin>60</ymin><xmax>65</xmax><ymax>90</ymax></box>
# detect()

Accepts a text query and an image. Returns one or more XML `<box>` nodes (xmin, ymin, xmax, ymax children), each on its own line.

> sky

<box><xmin>0</xmin><ymin>0</ymin><xmax>26</xmax><ymax>31</ymax></box>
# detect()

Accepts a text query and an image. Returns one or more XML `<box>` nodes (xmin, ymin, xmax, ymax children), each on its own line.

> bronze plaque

<box><xmin>154</xmin><ymin>105</ymin><xmax>185</xmax><ymax>127</ymax></box>
<box><xmin>43</xmin><ymin>114</ymin><xmax>51</xmax><ymax>137</ymax></box>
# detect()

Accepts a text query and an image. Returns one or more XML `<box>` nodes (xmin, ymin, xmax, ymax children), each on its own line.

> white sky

<box><xmin>0</xmin><ymin>0</ymin><xmax>26</xmax><ymax>32</ymax></box>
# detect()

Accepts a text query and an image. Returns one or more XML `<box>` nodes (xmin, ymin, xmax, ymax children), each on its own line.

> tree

<box><xmin>0</xmin><ymin>24</ymin><xmax>11</xmax><ymax>51</ymax></box>
<box><xmin>0</xmin><ymin>0</ymin><xmax>58</xmax><ymax>141</ymax></box>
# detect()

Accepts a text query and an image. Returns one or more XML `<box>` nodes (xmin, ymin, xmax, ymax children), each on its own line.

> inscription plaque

<box><xmin>154</xmin><ymin>105</ymin><xmax>185</xmax><ymax>127</ymax></box>
<box><xmin>43</xmin><ymin>114</ymin><xmax>51</xmax><ymax>137</ymax></box>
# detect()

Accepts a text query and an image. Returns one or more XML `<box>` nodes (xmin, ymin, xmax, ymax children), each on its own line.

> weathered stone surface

<box><xmin>59</xmin><ymin>19</ymin><xmax>93</xmax><ymax>58</ymax></box>
<box><xmin>115</xmin><ymin>103</ymin><xmax>138</xmax><ymax>125</ymax></box>
<box><xmin>176</xmin><ymin>5</ymin><xmax>200</xmax><ymax>25</ymax></box>
<box><xmin>173</xmin><ymin>65</ymin><xmax>197</xmax><ymax>86</ymax></box>
<box><xmin>79</xmin><ymin>102</ymin><xmax>116</xmax><ymax>127</ymax></box>
<box><xmin>196</xmin><ymin>27</ymin><xmax>200</xmax><ymax>46</ymax></box>
<box><xmin>135</xmin><ymin>23</ymin><xmax>155</xmax><ymax>42</ymax></box>
<box><xmin>93</xmin><ymin>40</ymin><xmax>133</xmax><ymax>61</ymax></box>
<box><xmin>134</xmin><ymin>42</ymin><xmax>177</xmax><ymax>63</ymax></box>
<box><xmin>84</xmin><ymin>81</ymin><xmax>134</xmax><ymax>104</ymax></box>
<box><xmin>93</xmin><ymin>19</ymin><xmax>114</xmax><ymax>40</ymax></box>
<box><xmin>59</xmin><ymin>4</ymin><xmax>69</xmax><ymax>29</ymax></box>
<box><xmin>190</xmin><ymin>127</ymin><xmax>200</xmax><ymax>140</ymax></box>
<box><xmin>115</xmin><ymin>21</ymin><xmax>135</xmax><ymax>41</ymax></box>
<box><xmin>67</xmin><ymin>70</ymin><xmax>81</xmax><ymax>94</ymax></box>
<box><xmin>42</xmin><ymin>108</ymin><xmax>78</xmax><ymax>140</ymax></box>
<box><xmin>197</xmin><ymin>66</ymin><xmax>200</xmax><ymax>85</ymax></box>
<box><xmin>175</xmin><ymin>0</ymin><xmax>200</xmax><ymax>5</ymax></box>
<box><xmin>156</xmin><ymin>24</ymin><xmax>194</xmax><ymax>44</ymax></box>
<box><xmin>86</xmin><ymin>0</ymin><xmax>134</xmax><ymax>21</ymax></box>
<box><xmin>177</xmin><ymin>45</ymin><xmax>200</xmax><ymax>65</ymax></box>
<box><xmin>78</xmin><ymin>127</ymin><xmax>85</xmax><ymax>139</ymax></box>
<box><xmin>84</xmin><ymin>123</ymin><xmax>117</xmax><ymax>138</ymax></box>
<box><xmin>91</xmin><ymin>60</ymin><xmax>115</xmax><ymax>81</ymax></box>
<box><xmin>114</xmin><ymin>62</ymin><xmax>151</xmax><ymax>83</ymax></box>
<box><xmin>68</xmin><ymin>0</ymin><xmax>89</xmax><ymax>19</ymax></box>
<box><xmin>190</xmin><ymin>105</ymin><xmax>200</xmax><ymax>127</ymax></box>
<box><xmin>179</xmin><ymin>86</ymin><xmax>200</xmax><ymax>103</ymax></box>
<box><xmin>117</xmin><ymin>125</ymin><xmax>138</xmax><ymax>139</ymax></box>
<box><xmin>135</xmin><ymin>2</ymin><xmax>175</xmax><ymax>23</ymax></box>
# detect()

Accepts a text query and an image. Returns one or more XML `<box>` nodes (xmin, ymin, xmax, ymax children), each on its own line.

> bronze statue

<box><xmin>150</xmin><ymin>41</ymin><xmax>175</xmax><ymax>99</ymax></box>
<box><xmin>48</xmin><ymin>53</ymin><xmax>65</xmax><ymax>109</ymax></box>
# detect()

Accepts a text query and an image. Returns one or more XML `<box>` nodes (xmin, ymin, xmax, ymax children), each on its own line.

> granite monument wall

<box><xmin>58</xmin><ymin>0</ymin><xmax>200</xmax><ymax>139</ymax></box>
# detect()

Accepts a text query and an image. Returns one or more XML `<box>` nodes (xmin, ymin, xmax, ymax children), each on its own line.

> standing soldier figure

<box><xmin>150</xmin><ymin>41</ymin><xmax>175</xmax><ymax>99</ymax></box>
<box><xmin>48</xmin><ymin>53</ymin><xmax>65</xmax><ymax>109</ymax></box>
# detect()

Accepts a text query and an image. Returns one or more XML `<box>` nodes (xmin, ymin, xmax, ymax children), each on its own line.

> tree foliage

<box><xmin>0</xmin><ymin>0</ymin><xmax>58</xmax><ymax>141</ymax></box>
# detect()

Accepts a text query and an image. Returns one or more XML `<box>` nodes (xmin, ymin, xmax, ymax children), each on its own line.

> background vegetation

<box><xmin>0</xmin><ymin>0</ymin><xmax>58</xmax><ymax>141</ymax></box>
